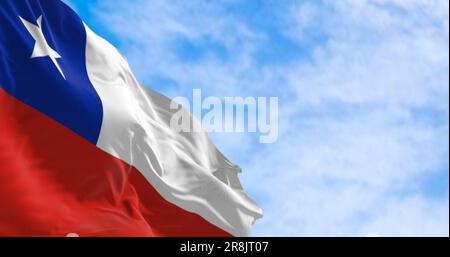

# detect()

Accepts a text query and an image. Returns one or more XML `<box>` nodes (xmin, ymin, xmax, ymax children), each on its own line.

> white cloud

<box><xmin>246</xmin><ymin>0</ymin><xmax>449</xmax><ymax>236</ymax></box>
<box><xmin>91</xmin><ymin>0</ymin><xmax>267</xmax><ymax>97</ymax></box>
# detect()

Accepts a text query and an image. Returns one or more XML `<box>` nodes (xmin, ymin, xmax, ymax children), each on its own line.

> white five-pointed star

<box><xmin>19</xmin><ymin>15</ymin><xmax>65</xmax><ymax>79</ymax></box>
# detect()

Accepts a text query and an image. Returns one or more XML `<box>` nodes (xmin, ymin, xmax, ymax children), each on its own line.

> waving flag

<box><xmin>0</xmin><ymin>0</ymin><xmax>262</xmax><ymax>237</ymax></box>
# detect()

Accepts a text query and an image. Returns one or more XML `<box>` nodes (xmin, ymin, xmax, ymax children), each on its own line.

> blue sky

<box><xmin>65</xmin><ymin>0</ymin><xmax>449</xmax><ymax>236</ymax></box>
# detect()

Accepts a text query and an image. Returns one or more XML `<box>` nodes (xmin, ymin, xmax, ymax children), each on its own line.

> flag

<box><xmin>0</xmin><ymin>0</ymin><xmax>262</xmax><ymax>237</ymax></box>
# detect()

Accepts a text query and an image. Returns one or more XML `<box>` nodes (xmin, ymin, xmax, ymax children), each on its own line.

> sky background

<box><xmin>65</xmin><ymin>0</ymin><xmax>449</xmax><ymax>236</ymax></box>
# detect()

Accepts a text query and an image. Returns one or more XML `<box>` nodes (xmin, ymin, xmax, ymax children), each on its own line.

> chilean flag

<box><xmin>0</xmin><ymin>0</ymin><xmax>262</xmax><ymax>237</ymax></box>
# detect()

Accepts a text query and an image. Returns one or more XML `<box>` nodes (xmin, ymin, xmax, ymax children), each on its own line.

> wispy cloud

<box><xmin>68</xmin><ymin>0</ymin><xmax>449</xmax><ymax>236</ymax></box>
